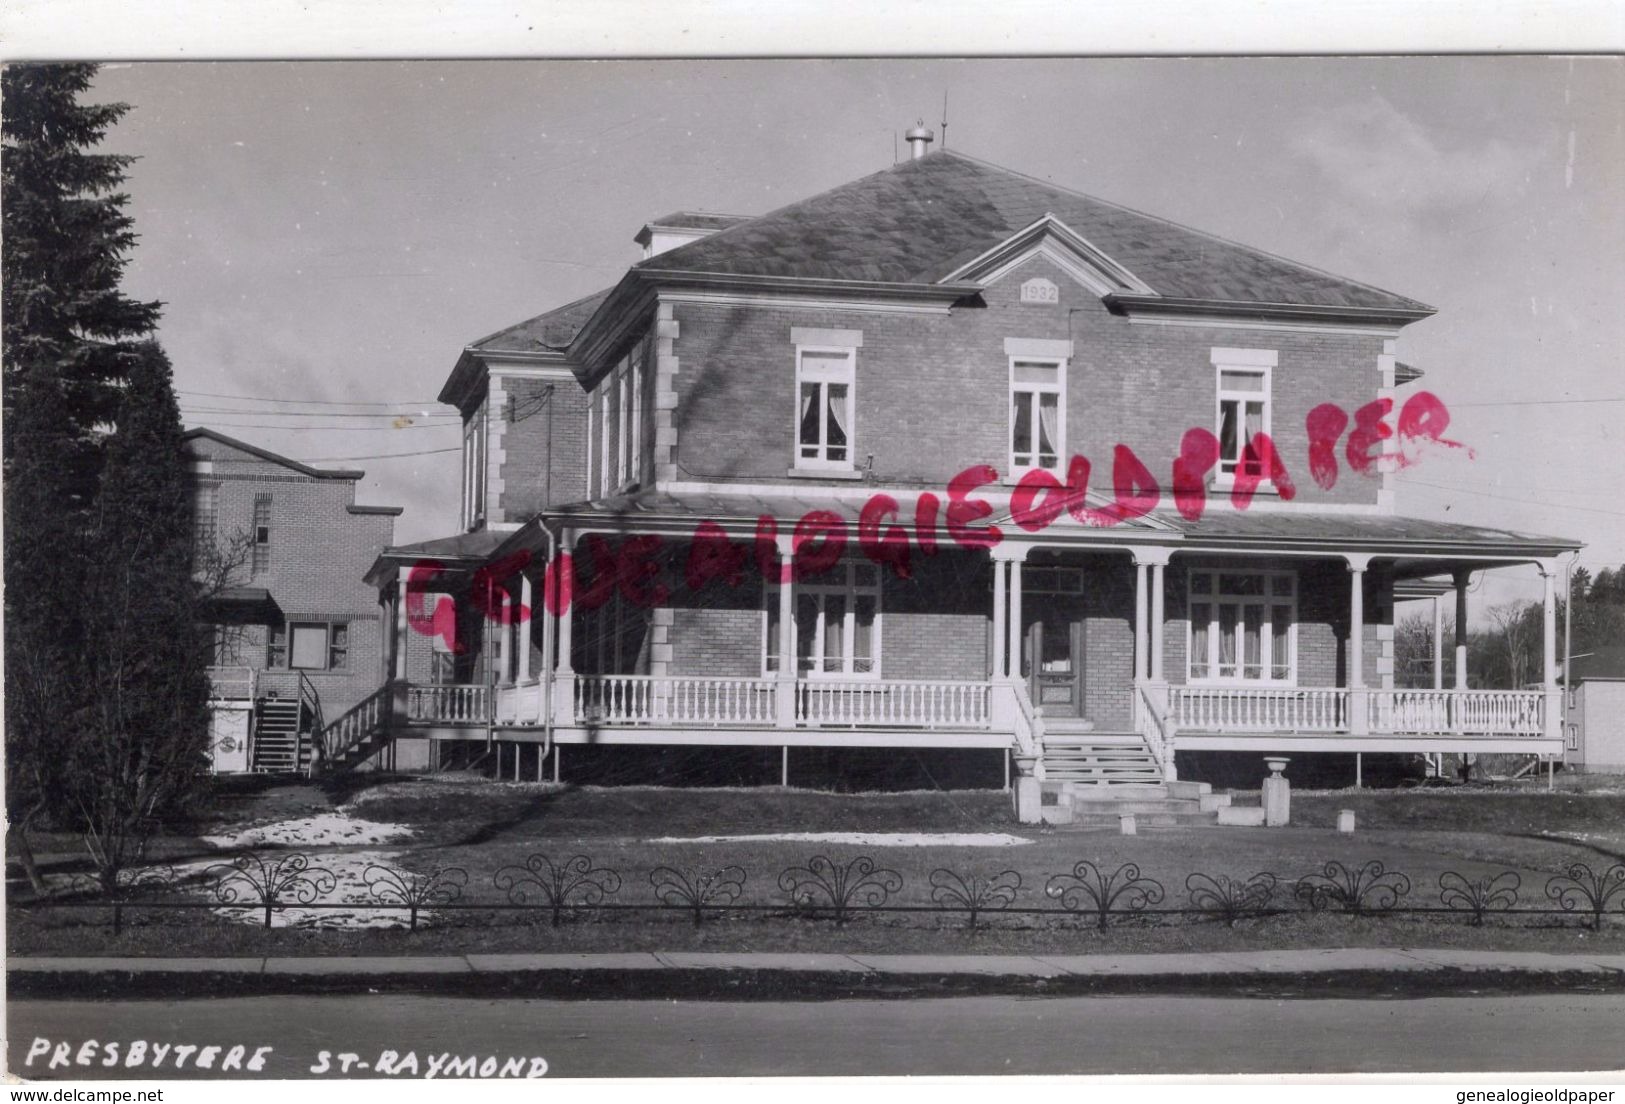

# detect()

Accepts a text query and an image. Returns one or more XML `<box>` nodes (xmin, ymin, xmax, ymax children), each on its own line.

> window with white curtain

<box><xmin>1213</xmin><ymin>348</ymin><xmax>1276</xmax><ymax>481</ymax></box>
<box><xmin>794</xmin><ymin>347</ymin><xmax>855</xmax><ymax>469</ymax></box>
<box><xmin>1187</xmin><ymin>569</ymin><xmax>1296</xmax><ymax>684</ymax></box>
<box><xmin>1009</xmin><ymin>357</ymin><xmax>1064</xmax><ymax>474</ymax></box>
<box><xmin>764</xmin><ymin>562</ymin><xmax>881</xmax><ymax>677</ymax></box>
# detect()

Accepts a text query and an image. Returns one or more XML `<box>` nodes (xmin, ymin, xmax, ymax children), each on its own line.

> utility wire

<box><xmin>182</xmin><ymin>420</ymin><xmax>458</xmax><ymax>432</ymax></box>
<box><xmin>1396</xmin><ymin>475</ymin><xmax>1625</xmax><ymax>518</ymax></box>
<box><xmin>180</xmin><ymin>406</ymin><xmax>457</xmax><ymax>419</ymax></box>
<box><xmin>176</xmin><ymin>388</ymin><xmax>444</xmax><ymax>407</ymax></box>
<box><xmin>1444</xmin><ymin>396</ymin><xmax>1625</xmax><ymax>408</ymax></box>
<box><xmin>295</xmin><ymin>446</ymin><xmax>461</xmax><ymax>463</ymax></box>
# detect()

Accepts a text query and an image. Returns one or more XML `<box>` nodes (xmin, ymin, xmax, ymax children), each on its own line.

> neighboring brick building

<box><xmin>335</xmin><ymin>136</ymin><xmax>1579</xmax><ymax>815</ymax></box>
<box><xmin>187</xmin><ymin>428</ymin><xmax>402</xmax><ymax>773</ymax></box>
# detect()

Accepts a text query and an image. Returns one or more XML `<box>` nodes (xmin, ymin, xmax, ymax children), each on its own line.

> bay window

<box><xmin>1188</xmin><ymin>569</ymin><xmax>1296</xmax><ymax>683</ymax></box>
<box><xmin>764</xmin><ymin>562</ymin><xmax>881</xmax><ymax>677</ymax></box>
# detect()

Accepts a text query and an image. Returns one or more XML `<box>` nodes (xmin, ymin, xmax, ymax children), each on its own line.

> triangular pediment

<box><xmin>941</xmin><ymin>214</ymin><xmax>1159</xmax><ymax>298</ymax></box>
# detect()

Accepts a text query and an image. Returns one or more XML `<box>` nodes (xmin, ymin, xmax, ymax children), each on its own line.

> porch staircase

<box><xmin>1040</xmin><ymin>779</ymin><xmax>1241</xmax><ymax>827</ymax></box>
<box><xmin>1040</xmin><ymin>721</ymin><xmax>1163</xmax><ymax>786</ymax></box>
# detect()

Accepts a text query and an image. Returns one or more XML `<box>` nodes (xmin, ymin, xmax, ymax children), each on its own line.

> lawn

<box><xmin>9</xmin><ymin>774</ymin><xmax>1625</xmax><ymax>958</ymax></box>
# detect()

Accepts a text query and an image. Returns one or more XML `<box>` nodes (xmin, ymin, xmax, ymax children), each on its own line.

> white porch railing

<box><xmin>1171</xmin><ymin>687</ymin><xmax>1348</xmax><ymax>732</ymax></box>
<box><xmin>575</xmin><ymin>675</ymin><xmax>778</xmax><ymax>727</ymax></box>
<box><xmin>1369</xmin><ymin>689</ymin><xmax>1544</xmax><ymax>735</ymax></box>
<box><xmin>1169</xmin><ymin>686</ymin><xmax>1547</xmax><ymax>736</ymax></box>
<box><xmin>795</xmin><ymin>679</ymin><xmax>991</xmax><ymax>729</ymax></box>
<box><xmin>406</xmin><ymin>683</ymin><xmax>490</xmax><ymax>724</ymax></box>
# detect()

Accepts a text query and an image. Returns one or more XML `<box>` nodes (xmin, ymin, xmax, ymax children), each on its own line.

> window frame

<box><xmin>267</xmin><ymin>619</ymin><xmax>349</xmax><ymax>672</ymax></box>
<box><xmin>793</xmin><ymin>344</ymin><xmax>857</xmax><ymax>471</ymax></box>
<box><xmin>462</xmin><ymin>399</ymin><xmax>488</xmax><ymax>530</ymax></box>
<box><xmin>1185</xmin><ymin>567</ymin><xmax>1298</xmax><ymax>686</ymax></box>
<box><xmin>193</xmin><ymin>483</ymin><xmax>219</xmax><ymax>550</ymax></box>
<box><xmin>1212</xmin><ymin>348</ymin><xmax>1276</xmax><ymax>488</ymax></box>
<box><xmin>762</xmin><ymin>561</ymin><xmax>882</xmax><ymax>679</ymax></box>
<box><xmin>251</xmin><ymin>493</ymin><xmax>272</xmax><ymax>574</ymax></box>
<box><xmin>1007</xmin><ymin>354</ymin><xmax>1067</xmax><ymax>477</ymax></box>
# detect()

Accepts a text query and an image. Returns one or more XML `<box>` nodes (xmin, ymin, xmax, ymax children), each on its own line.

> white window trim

<box><xmin>1185</xmin><ymin>567</ymin><xmax>1298</xmax><ymax>686</ymax></box>
<box><xmin>584</xmin><ymin>390</ymin><xmax>596</xmax><ymax>500</ymax></box>
<box><xmin>1212</xmin><ymin>348</ymin><xmax>1277</xmax><ymax>489</ymax></box>
<box><xmin>793</xmin><ymin>344</ymin><xmax>857</xmax><ymax>472</ymax></box>
<box><xmin>462</xmin><ymin>400</ymin><xmax>487</xmax><ymax>530</ymax></box>
<box><xmin>1007</xmin><ymin>354</ymin><xmax>1067</xmax><ymax>479</ymax></box>
<box><xmin>597</xmin><ymin>378</ymin><xmax>612</xmax><ymax>498</ymax></box>
<box><xmin>627</xmin><ymin>343</ymin><xmax>644</xmax><ymax>487</ymax></box>
<box><xmin>762</xmin><ymin>562</ymin><xmax>882</xmax><ymax>679</ymax></box>
<box><xmin>614</xmin><ymin>358</ymin><xmax>630</xmax><ymax>490</ymax></box>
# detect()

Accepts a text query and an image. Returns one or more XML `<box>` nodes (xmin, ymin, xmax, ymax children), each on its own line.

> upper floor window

<box><xmin>268</xmin><ymin>619</ymin><xmax>349</xmax><ymax>671</ymax></box>
<box><xmin>193</xmin><ymin>484</ymin><xmax>218</xmax><ymax>550</ymax></box>
<box><xmin>608</xmin><ymin>344</ymin><xmax>644</xmax><ymax>491</ymax></box>
<box><xmin>1188</xmin><ymin>569</ymin><xmax>1296</xmax><ymax>684</ymax></box>
<box><xmin>597</xmin><ymin>376</ymin><xmax>614</xmax><ymax>497</ymax></box>
<box><xmin>462</xmin><ymin>399</ymin><xmax>488</xmax><ymax>529</ymax></box>
<box><xmin>251</xmin><ymin>494</ymin><xmax>272</xmax><ymax>574</ymax></box>
<box><xmin>1213</xmin><ymin>348</ymin><xmax>1276</xmax><ymax>482</ymax></box>
<box><xmin>1009</xmin><ymin>357</ymin><xmax>1064</xmax><ymax>474</ymax></box>
<box><xmin>795</xmin><ymin>347</ymin><xmax>855</xmax><ymax>470</ymax></box>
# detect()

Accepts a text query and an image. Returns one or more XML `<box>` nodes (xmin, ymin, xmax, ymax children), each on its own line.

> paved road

<box><xmin>9</xmin><ymin>994</ymin><xmax>1625</xmax><ymax>1078</ymax></box>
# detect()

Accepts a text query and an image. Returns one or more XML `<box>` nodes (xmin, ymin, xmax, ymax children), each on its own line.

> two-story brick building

<box><xmin>328</xmin><ymin>134</ymin><xmax>1579</xmax><ymax>818</ymax></box>
<box><xmin>188</xmin><ymin>428</ymin><xmax>402</xmax><ymax>773</ymax></box>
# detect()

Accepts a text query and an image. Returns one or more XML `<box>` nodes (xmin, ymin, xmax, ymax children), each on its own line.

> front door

<box><xmin>1025</xmin><ymin>617</ymin><xmax>1085</xmax><ymax>718</ymax></box>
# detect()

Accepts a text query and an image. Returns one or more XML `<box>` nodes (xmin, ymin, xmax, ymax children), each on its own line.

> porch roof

<box><xmin>364</xmin><ymin>528</ymin><xmax>511</xmax><ymax>586</ymax></box>
<box><xmin>504</xmin><ymin>489</ymin><xmax>1578</xmax><ymax>561</ymax></box>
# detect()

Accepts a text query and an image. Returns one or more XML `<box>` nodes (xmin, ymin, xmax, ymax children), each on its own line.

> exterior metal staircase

<box><xmin>249</xmin><ymin>672</ymin><xmax>322</xmax><ymax>774</ymax></box>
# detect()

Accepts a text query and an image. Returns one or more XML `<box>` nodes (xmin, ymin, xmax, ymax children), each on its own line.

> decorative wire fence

<box><xmin>14</xmin><ymin>856</ymin><xmax>1624</xmax><ymax>935</ymax></box>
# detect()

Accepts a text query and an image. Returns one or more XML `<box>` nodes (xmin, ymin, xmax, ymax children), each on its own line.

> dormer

<box><xmin>634</xmin><ymin>211</ymin><xmax>752</xmax><ymax>260</ymax></box>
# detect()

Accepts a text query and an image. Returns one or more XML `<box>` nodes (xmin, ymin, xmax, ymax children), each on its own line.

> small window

<box><xmin>252</xmin><ymin>494</ymin><xmax>271</xmax><ymax>574</ymax></box>
<box><xmin>328</xmin><ymin>623</ymin><xmax>349</xmax><ymax>670</ymax></box>
<box><xmin>795</xmin><ymin>347</ymin><xmax>855</xmax><ymax>469</ymax></box>
<box><xmin>267</xmin><ymin>623</ymin><xmax>287</xmax><ymax>669</ymax></box>
<box><xmin>1009</xmin><ymin>357</ymin><xmax>1065</xmax><ymax>474</ymax></box>
<box><xmin>1566</xmin><ymin>723</ymin><xmax>1579</xmax><ymax>751</ymax></box>
<box><xmin>1213</xmin><ymin>350</ymin><xmax>1276</xmax><ymax>481</ymax></box>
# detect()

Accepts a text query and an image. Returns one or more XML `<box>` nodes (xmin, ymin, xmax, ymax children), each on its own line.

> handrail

<box><xmin>1136</xmin><ymin>682</ymin><xmax>1175</xmax><ymax>779</ymax></box>
<box><xmin>317</xmin><ymin>681</ymin><xmax>395</xmax><ymax>766</ymax></box>
<box><xmin>297</xmin><ymin>670</ymin><xmax>324</xmax><ymax>776</ymax></box>
<box><xmin>1009</xmin><ymin>680</ymin><xmax>1043</xmax><ymax>761</ymax></box>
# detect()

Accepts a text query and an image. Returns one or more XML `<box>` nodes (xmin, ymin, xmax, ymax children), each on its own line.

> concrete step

<box><xmin>1217</xmin><ymin>806</ymin><xmax>1266</xmax><ymax>827</ymax></box>
<box><xmin>1199</xmin><ymin>793</ymin><xmax>1233</xmax><ymax>812</ymax></box>
<box><xmin>1066</xmin><ymin>811</ymin><xmax>1221</xmax><ymax>827</ymax></box>
<box><xmin>1065</xmin><ymin>783</ymin><xmax>1171</xmax><ymax>800</ymax></box>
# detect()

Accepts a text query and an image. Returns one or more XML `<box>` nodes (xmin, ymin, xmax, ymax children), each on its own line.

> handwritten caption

<box><xmin>408</xmin><ymin>390</ymin><xmax>1468</xmax><ymax>653</ymax></box>
<box><xmin>21</xmin><ymin>1037</ymin><xmax>549</xmax><ymax>1079</ymax></box>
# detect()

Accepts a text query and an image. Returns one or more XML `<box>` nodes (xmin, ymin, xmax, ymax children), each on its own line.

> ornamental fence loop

<box><xmin>649</xmin><ymin>865</ymin><xmax>748</xmax><ymax>926</ymax></box>
<box><xmin>928</xmin><ymin>868</ymin><xmax>1022</xmax><ymax>929</ymax></box>
<box><xmin>1544</xmin><ymin>863</ymin><xmax>1625</xmax><ymax>932</ymax></box>
<box><xmin>363</xmin><ymin>863</ymin><xmax>470</xmax><ymax>930</ymax></box>
<box><xmin>493</xmin><ymin>854</ymin><xmax>622</xmax><ymax>928</ymax></box>
<box><xmin>1184</xmin><ymin>871</ymin><xmax>1278</xmax><ymax>926</ymax></box>
<box><xmin>1437</xmin><ymin>871</ymin><xmax>1521</xmax><ymax>926</ymax></box>
<box><xmin>1045</xmin><ymin>861</ymin><xmax>1165</xmax><ymax>931</ymax></box>
<box><xmin>778</xmin><ymin>855</ymin><xmax>903</xmax><ymax>924</ymax></box>
<box><xmin>205</xmin><ymin>852</ymin><xmax>338</xmax><ymax>929</ymax></box>
<box><xmin>1293</xmin><ymin>860</ymin><xmax>1411</xmax><ymax>915</ymax></box>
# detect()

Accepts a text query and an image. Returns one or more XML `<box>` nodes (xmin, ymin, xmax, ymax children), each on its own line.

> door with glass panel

<box><xmin>1019</xmin><ymin>567</ymin><xmax>1087</xmax><ymax>719</ymax></box>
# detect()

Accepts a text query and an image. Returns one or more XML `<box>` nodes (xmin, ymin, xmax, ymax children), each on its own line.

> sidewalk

<box><xmin>10</xmin><ymin>949</ymin><xmax>1625</xmax><ymax>1000</ymax></box>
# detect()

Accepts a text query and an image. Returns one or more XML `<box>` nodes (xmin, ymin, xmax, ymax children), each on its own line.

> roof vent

<box><xmin>905</xmin><ymin>121</ymin><xmax>934</xmax><ymax>160</ymax></box>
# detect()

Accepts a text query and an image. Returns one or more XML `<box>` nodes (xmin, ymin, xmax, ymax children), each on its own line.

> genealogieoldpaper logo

<box><xmin>17</xmin><ymin>1037</ymin><xmax>549</xmax><ymax>1078</ymax></box>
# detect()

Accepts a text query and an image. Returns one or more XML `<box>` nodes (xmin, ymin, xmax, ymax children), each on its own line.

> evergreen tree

<box><xmin>68</xmin><ymin>343</ymin><xmax>213</xmax><ymax>886</ymax></box>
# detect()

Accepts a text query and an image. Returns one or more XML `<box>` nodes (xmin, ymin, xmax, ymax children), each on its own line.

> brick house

<box><xmin>331</xmin><ymin>135</ymin><xmax>1579</xmax><ymax>816</ymax></box>
<box><xmin>187</xmin><ymin>428</ymin><xmax>402</xmax><ymax>772</ymax></box>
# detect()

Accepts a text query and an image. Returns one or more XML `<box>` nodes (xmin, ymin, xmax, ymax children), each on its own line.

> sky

<box><xmin>89</xmin><ymin>57</ymin><xmax>1624</xmax><ymax>616</ymax></box>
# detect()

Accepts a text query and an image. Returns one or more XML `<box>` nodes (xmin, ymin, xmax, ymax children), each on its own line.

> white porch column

<box><xmin>1541</xmin><ymin>560</ymin><xmax>1560</xmax><ymax>743</ymax></box>
<box><xmin>775</xmin><ymin>533</ymin><xmax>797</xmax><ymax>728</ymax></box>
<box><xmin>1347</xmin><ymin>555</ymin><xmax>1371</xmax><ymax>735</ymax></box>
<box><xmin>991</xmin><ymin>558</ymin><xmax>1007</xmax><ymax>680</ymax></box>
<box><xmin>393</xmin><ymin>575</ymin><xmax>409</xmax><ymax>680</ymax></box>
<box><xmin>1452</xmin><ymin>569</ymin><xmax>1471</xmax><ymax>691</ymax></box>
<box><xmin>1133</xmin><ymin>559</ymin><xmax>1149</xmax><ymax>683</ymax></box>
<box><xmin>555</xmin><ymin>530</ymin><xmax>576</xmax><ymax>675</ymax></box>
<box><xmin>1432</xmin><ymin>595</ymin><xmax>1444</xmax><ymax>691</ymax></box>
<box><xmin>495</xmin><ymin>587</ymin><xmax>512</xmax><ymax>684</ymax></box>
<box><xmin>518</xmin><ymin>570</ymin><xmax>534</xmax><ymax>683</ymax></box>
<box><xmin>1150</xmin><ymin>562</ymin><xmax>1167</xmax><ymax>682</ymax></box>
<box><xmin>1007</xmin><ymin>554</ymin><xmax>1025</xmax><ymax>686</ymax></box>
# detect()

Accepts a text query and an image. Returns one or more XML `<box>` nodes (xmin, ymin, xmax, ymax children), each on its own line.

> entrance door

<box><xmin>1025</xmin><ymin>617</ymin><xmax>1085</xmax><ymax>718</ymax></box>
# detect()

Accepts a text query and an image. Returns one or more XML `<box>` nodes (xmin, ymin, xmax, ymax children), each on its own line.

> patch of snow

<box><xmin>646</xmin><ymin>831</ymin><xmax>1032</xmax><ymax>847</ymax></box>
<box><xmin>201</xmin><ymin>812</ymin><xmax>414</xmax><ymax>849</ymax></box>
